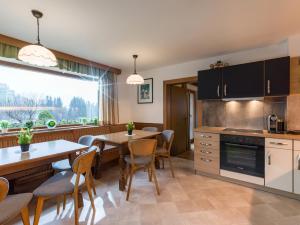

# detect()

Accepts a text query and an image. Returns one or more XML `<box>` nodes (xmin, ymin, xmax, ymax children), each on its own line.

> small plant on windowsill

<box><xmin>0</xmin><ymin>120</ymin><xmax>10</xmax><ymax>133</ymax></box>
<box><xmin>126</xmin><ymin>122</ymin><xmax>135</xmax><ymax>135</ymax></box>
<box><xmin>17</xmin><ymin>128</ymin><xmax>33</xmax><ymax>152</ymax></box>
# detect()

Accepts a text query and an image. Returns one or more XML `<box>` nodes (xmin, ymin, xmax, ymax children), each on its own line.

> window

<box><xmin>0</xmin><ymin>64</ymin><xmax>100</xmax><ymax>128</ymax></box>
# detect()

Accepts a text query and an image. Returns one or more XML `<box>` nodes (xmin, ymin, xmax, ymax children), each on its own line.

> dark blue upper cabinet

<box><xmin>265</xmin><ymin>56</ymin><xmax>290</xmax><ymax>96</ymax></box>
<box><xmin>222</xmin><ymin>61</ymin><xmax>264</xmax><ymax>98</ymax></box>
<box><xmin>198</xmin><ymin>69</ymin><xmax>222</xmax><ymax>100</ymax></box>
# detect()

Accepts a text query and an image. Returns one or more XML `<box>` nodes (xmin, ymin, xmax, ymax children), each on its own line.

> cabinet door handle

<box><xmin>200</xmin><ymin>150</ymin><xmax>212</xmax><ymax>154</ymax></box>
<box><xmin>200</xmin><ymin>142</ymin><xmax>212</xmax><ymax>147</ymax></box>
<box><xmin>268</xmin><ymin>153</ymin><xmax>271</xmax><ymax>165</ymax></box>
<box><xmin>297</xmin><ymin>154</ymin><xmax>300</xmax><ymax>170</ymax></box>
<box><xmin>269</xmin><ymin>142</ymin><xmax>288</xmax><ymax>146</ymax></box>
<box><xmin>224</xmin><ymin>84</ymin><xmax>227</xmax><ymax>96</ymax></box>
<box><xmin>217</xmin><ymin>85</ymin><xmax>220</xmax><ymax>97</ymax></box>
<box><xmin>267</xmin><ymin>80</ymin><xmax>271</xmax><ymax>94</ymax></box>
<box><xmin>200</xmin><ymin>135</ymin><xmax>212</xmax><ymax>138</ymax></box>
<box><xmin>200</xmin><ymin>157</ymin><xmax>212</xmax><ymax>163</ymax></box>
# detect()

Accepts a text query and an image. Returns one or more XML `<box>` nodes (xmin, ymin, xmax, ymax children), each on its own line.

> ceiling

<box><xmin>0</xmin><ymin>0</ymin><xmax>300</xmax><ymax>73</ymax></box>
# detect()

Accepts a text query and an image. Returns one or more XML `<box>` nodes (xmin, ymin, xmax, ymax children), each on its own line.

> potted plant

<box><xmin>126</xmin><ymin>122</ymin><xmax>135</xmax><ymax>135</ymax></box>
<box><xmin>25</xmin><ymin>120</ymin><xmax>34</xmax><ymax>129</ymax></box>
<box><xmin>17</xmin><ymin>128</ymin><xmax>33</xmax><ymax>152</ymax></box>
<box><xmin>0</xmin><ymin>120</ymin><xmax>10</xmax><ymax>133</ymax></box>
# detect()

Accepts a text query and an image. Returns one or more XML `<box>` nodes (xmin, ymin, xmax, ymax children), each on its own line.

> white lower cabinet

<box><xmin>293</xmin><ymin>141</ymin><xmax>300</xmax><ymax>194</ymax></box>
<box><xmin>265</xmin><ymin>139</ymin><xmax>293</xmax><ymax>192</ymax></box>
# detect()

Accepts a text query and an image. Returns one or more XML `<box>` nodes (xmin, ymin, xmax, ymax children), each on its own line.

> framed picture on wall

<box><xmin>137</xmin><ymin>78</ymin><xmax>153</xmax><ymax>104</ymax></box>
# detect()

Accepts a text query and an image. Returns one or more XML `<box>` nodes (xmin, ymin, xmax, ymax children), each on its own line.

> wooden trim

<box><xmin>163</xmin><ymin>76</ymin><xmax>197</xmax><ymax>129</ymax></box>
<box><xmin>0</xmin><ymin>34</ymin><xmax>121</xmax><ymax>74</ymax></box>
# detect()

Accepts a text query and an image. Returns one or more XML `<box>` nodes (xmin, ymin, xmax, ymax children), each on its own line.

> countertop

<box><xmin>194</xmin><ymin>126</ymin><xmax>300</xmax><ymax>140</ymax></box>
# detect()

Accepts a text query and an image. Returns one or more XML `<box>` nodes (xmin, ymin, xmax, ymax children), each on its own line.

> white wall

<box><xmin>118</xmin><ymin>40</ymin><xmax>289</xmax><ymax>123</ymax></box>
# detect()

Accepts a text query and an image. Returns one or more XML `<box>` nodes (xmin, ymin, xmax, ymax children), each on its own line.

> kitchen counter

<box><xmin>194</xmin><ymin>126</ymin><xmax>300</xmax><ymax>140</ymax></box>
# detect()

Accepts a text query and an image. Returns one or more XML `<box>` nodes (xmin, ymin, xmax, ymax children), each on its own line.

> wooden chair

<box><xmin>52</xmin><ymin>135</ymin><xmax>97</xmax><ymax>196</ymax></box>
<box><xmin>142</xmin><ymin>127</ymin><xmax>158</xmax><ymax>132</ymax></box>
<box><xmin>125</xmin><ymin>139</ymin><xmax>159</xmax><ymax>201</ymax></box>
<box><xmin>156</xmin><ymin>130</ymin><xmax>175</xmax><ymax>178</ymax></box>
<box><xmin>0</xmin><ymin>177</ymin><xmax>32</xmax><ymax>225</ymax></box>
<box><xmin>33</xmin><ymin>147</ymin><xmax>97</xmax><ymax>225</ymax></box>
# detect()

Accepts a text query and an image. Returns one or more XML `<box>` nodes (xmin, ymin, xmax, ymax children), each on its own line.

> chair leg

<box><xmin>86</xmin><ymin>175</ymin><xmax>96</xmax><ymax>211</ymax></box>
<box><xmin>162</xmin><ymin>158</ymin><xmax>165</xmax><ymax>169</ymax></box>
<box><xmin>151</xmin><ymin>164</ymin><xmax>160</xmax><ymax>195</ymax></box>
<box><xmin>34</xmin><ymin>197</ymin><xmax>45</xmax><ymax>225</ymax></box>
<box><xmin>126</xmin><ymin>168</ymin><xmax>134</xmax><ymax>201</ymax></box>
<box><xmin>56</xmin><ymin>196</ymin><xmax>61</xmax><ymax>215</ymax></box>
<box><xmin>168</xmin><ymin>156</ymin><xmax>175</xmax><ymax>178</ymax></box>
<box><xmin>73</xmin><ymin>191</ymin><xmax>79</xmax><ymax>225</ymax></box>
<box><xmin>147</xmin><ymin>166</ymin><xmax>152</xmax><ymax>182</ymax></box>
<box><xmin>89</xmin><ymin>172</ymin><xmax>97</xmax><ymax>196</ymax></box>
<box><xmin>20</xmin><ymin>206</ymin><xmax>30</xmax><ymax>225</ymax></box>
<box><xmin>63</xmin><ymin>195</ymin><xmax>67</xmax><ymax>210</ymax></box>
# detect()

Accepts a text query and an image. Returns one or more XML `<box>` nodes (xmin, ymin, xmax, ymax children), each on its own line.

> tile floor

<box><xmin>10</xmin><ymin>158</ymin><xmax>300</xmax><ymax>225</ymax></box>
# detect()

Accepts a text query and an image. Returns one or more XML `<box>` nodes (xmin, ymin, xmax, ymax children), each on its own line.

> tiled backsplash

<box><xmin>202</xmin><ymin>97</ymin><xmax>287</xmax><ymax>130</ymax></box>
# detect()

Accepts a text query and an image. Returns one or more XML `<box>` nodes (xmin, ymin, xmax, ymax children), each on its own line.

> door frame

<box><xmin>163</xmin><ymin>76</ymin><xmax>198</xmax><ymax>130</ymax></box>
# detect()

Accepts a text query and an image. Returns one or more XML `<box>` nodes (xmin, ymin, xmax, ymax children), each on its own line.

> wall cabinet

<box><xmin>197</xmin><ymin>57</ymin><xmax>290</xmax><ymax>100</ymax></box>
<box><xmin>265</xmin><ymin>138</ymin><xmax>293</xmax><ymax>192</ymax></box>
<box><xmin>198</xmin><ymin>69</ymin><xmax>222</xmax><ymax>100</ymax></box>
<box><xmin>222</xmin><ymin>61</ymin><xmax>264</xmax><ymax>98</ymax></box>
<box><xmin>265</xmin><ymin>56</ymin><xmax>290</xmax><ymax>96</ymax></box>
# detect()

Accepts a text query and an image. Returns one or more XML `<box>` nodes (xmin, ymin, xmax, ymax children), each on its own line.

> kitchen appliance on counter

<box><xmin>267</xmin><ymin>114</ymin><xmax>278</xmax><ymax>133</ymax></box>
<box><xmin>220</xmin><ymin>134</ymin><xmax>265</xmax><ymax>185</ymax></box>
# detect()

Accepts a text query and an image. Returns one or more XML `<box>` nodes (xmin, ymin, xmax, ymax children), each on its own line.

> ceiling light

<box><xmin>18</xmin><ymin>10</ymin><xmax>57</xmax><ymax>67</ymax></box>
<box><xmin>126</xmin><ymin>55</ymin><xmax>144</xmax><ymax>85</ymax></box>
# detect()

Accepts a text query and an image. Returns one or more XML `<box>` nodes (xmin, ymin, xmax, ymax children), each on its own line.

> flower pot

<box><xmin>20</xmin><ymin>144</ymin><xmax>30</xmax><ymax>152</ymax></box>
<box><xmin>1</xmin><ymin>128</ymin><xmax>8</xmax><ymax>133</ymax></box>
<box><xmin>127</xmin><ymin>129</ymin><xmax>133</xmax><ymax>135</ymax></box>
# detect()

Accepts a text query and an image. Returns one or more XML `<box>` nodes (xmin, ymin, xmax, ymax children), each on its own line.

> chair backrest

<box><xmin>78</xmin><ymin>135</ymin><xmax>95</xmax><ymax>147</ymax></box>
<box><xmin>128</xmin><ymin>139</ymin><xmax>157</xmax><ymax>158</ymax></box>
<box><xmin>142</xmin><ymin>127</ymin><xmax>158</xmax><ymax>132</ymax></box>
<box><xmin>162</xmin><ymin>130</ymin><xmax>174</xmax><ymax>151</ymax></box>
<box><xmin>72</xmin><ymin>146</ymin><xmax>97</xmax><ymax>174</ymax></box>
<box><xmin>0</xmin><ymin>177</ymin><xmax>9</xmax><ymax>201</ymax></box>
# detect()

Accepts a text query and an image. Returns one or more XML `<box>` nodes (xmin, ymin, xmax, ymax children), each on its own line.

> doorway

<box><xmin>163</xmin><ymin>76</ymin><xmax>199</xmax><ymax>160</ymax></box>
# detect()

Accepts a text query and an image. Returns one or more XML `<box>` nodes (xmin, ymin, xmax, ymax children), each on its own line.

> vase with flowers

<box><xmin>126</xmin><ymin>122</ymin><xmax>135</xmax><ymax>135</ymax></box>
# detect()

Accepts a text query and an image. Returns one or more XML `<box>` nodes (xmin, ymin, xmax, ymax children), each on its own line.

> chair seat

<box><xmin>52</xmin><ymin>159</ymin><xmax>72</xmax><ymax>171</ymax></box>
<box><xmin>125</xmin><ymin>155</ymin><xmax>152</xmax><ymax>165</ymax></box>
<box><xmin>33</xmin><ymin>171</ymin><xmax>85</xmax><ymax>197</ymax></box>
<box><xmin>0</xmin><ymin>193</ymin><xmax>32</xmax><ymax>224</ymax></box>
<box><xmin>155</xmin><ymin>147</ymin><xmax>168</xmax><ymax>156</ymax></box>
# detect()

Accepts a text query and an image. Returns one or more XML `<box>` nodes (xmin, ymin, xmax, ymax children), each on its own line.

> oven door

<box><xmin>220</xmin><ymin>142</ymin><xmax>265</xmax><ymax>178</ymax></box>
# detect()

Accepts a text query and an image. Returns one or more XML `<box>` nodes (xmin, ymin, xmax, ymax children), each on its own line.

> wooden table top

<box><xmin>94</xmin><ymin>130</ymin><xmax>161</xmax><ymax>145</ymax></box>
<box><xmin>0</xmin><ymin>140</ymin><xmax>88</xmax><ymax>169</ymax></box>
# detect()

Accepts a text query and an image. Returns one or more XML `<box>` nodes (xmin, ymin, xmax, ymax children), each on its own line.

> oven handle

<box><xmin>224</xmin><ymin>143</ymin><xmax>259</xmax><ymax>149</ymax></box>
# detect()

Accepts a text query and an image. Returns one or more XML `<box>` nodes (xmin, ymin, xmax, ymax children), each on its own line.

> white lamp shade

<box><xmin>18</xmin><ymin>44</ymin><xmax>57</xmax><ymax>67</ymax></box>
<box><xmin>126</xmin><ymin>74</ymin><xmax>144</xmax><ymax>85</ymax></box>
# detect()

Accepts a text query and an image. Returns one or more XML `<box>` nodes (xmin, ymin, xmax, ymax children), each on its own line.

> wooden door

<box><xmin>198</xmin><ymin>69</ymin><xmax>222</xmax><ymax>100</ymax></box>
<box><xmin>222</xmin><ymin>61</ymin><xmax>264</xmax><ymax>98</ymax></box>
<box><xmin>265</xmin><ymin>147</ymin><xmax>293</xmax><ymax>192</ymax></box>
<box><xmin>170</xmin><ymin>85</ymin><xmax>189</xmax><ymax>155</ymax></box>
<box><xmin>265</xmin><ymin>56</ymin><xmax>290</xmax><ymax>96</ymax></box>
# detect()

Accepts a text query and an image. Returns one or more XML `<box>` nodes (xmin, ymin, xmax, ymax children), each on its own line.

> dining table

<box><xmin>94</xmin><ymin>130</ymin><xmax>161</xmax><ymax>191</ymax></box>
<box><xmin>0</xmin><ymin>139</ymin><xmax>88</xmax><ymax>207</ymax></box>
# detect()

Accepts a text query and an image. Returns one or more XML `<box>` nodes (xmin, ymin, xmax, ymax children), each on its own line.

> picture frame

<box><xmin>137</xmin><ymin>78</ymin><xmax>153</xmax><ymax>104</ymax></box>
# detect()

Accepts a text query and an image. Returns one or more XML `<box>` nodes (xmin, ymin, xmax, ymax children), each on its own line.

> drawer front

<box><xmin>265</xmin><ymin>138</ymin><xmax>292</xmax><ymax>150</ymax></box>
<box><xmin>195</xmin><ymin>139</ymin><xmax>219</xmax><ymax>150</ymax></box>
<box><xmin>294</xmin><ymin>141</ymin><xmax>300</xmax><ymax>151</ymax></box>
<box><xmin>194</xmin><ymin>132</ymin><xmax>220</xmax><ymax>142</ymax></box>
<box><xmin>196</xmin><ymin>147</ymin><xmax>219</xmax><ymax>158</ymax></box>
<box><xmin>194</xmin><ymin>152</ymin><xmax>219</xmax><ymax>175</ymax></box>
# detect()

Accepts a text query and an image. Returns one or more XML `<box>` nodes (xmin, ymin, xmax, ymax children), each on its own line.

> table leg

<box><xmin>119</xmin><ymin>144</ymin><xmax>127</xmax><ymax>191</ymax></box>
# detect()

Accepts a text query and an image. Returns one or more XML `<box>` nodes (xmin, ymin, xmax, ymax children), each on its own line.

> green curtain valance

<box><xmin>0</xmin><ymin>42</ymin><xmax>109</xmax><ymax>77</ymax></box>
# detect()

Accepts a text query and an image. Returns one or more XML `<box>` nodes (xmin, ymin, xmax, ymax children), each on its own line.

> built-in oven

<box><xmin>220</xmin><ymin>134</ymin><xmax>265</xmax><ymax>178</ymax></box>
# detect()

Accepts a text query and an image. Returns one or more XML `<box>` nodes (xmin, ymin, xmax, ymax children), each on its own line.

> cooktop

<box><xmin>223</xmin><ymin>128</ymin><xmax>264</xmax><ymax>134</ymax></box>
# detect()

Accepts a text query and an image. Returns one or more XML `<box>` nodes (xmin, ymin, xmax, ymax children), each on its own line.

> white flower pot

<box><xmin>1</xmin><ymin>128</ymin><xmax>8</xmax><ymax>133</ymax></box>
